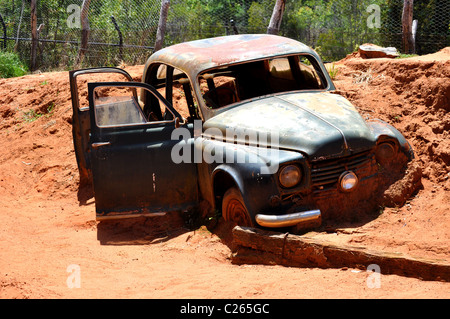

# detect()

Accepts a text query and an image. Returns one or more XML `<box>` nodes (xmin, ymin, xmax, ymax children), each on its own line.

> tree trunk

<box><xmin>0</xmin><ymin>13</ymin><xmax>6</xmax><ymax>50</ymax></box>
<box><xmin>154</xmin><ymin>0</ymin><xmax>170</xmax><ymax>52</ymax></box>
<box><xmin>30</xmin><ymin>0</ymin><xmax>37</xmax><ymax>71</ymax></box>
<box><xmin>267</xmin><ymin>0</ymin><xmax>286</xmax><ymax>35</ymax></box>
<box><xmin>402</xmin><ymin>0</ymin><xmax>414</xmax><ymax>54</ymax></box>
<box><xmin>76</xmin><ymin>0</ymin><xmax>91</xmax><ymax>66</ymax></box>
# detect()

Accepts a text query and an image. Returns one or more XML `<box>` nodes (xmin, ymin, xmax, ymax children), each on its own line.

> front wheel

<box><xmin>222</xmin><ymin>187</ymin><xmax>253</xmax><ymax>227</ymax></box>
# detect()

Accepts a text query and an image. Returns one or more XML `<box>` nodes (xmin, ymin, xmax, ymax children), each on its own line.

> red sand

<box><xmin>0</xmin><ymin>49</ymin><xmax>449</xmax><ymax>298</ymax></box>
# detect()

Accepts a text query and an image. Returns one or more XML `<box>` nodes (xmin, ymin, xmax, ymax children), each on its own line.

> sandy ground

<box><xmin>0</xmin><ymin>48</ymin><xmax>449</xmax><ymax>299</ymax></box>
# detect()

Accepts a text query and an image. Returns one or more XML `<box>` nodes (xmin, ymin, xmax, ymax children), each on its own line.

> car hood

<box><xmin>202</xmin><ymin>92</ymin><xmax>376</xmax><ymax>160</ymax></box>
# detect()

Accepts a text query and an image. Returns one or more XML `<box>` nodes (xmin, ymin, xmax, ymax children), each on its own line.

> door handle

<box><xmin>92</xmin><ymin>142</ymin><xmax>111</xmax><ymax>148</ymax></box>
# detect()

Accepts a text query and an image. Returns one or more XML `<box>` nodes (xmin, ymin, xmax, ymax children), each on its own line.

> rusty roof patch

<box><xmin>146</xmin><ymin>34</ymin><xmax>315</xmax><ymax>76</ymax></box>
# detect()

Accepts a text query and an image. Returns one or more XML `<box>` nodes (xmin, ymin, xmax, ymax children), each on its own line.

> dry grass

<box><xmin>352</xmin><ymin>68</ymin><xmax>385</xmax><ymax>85</ymax></box>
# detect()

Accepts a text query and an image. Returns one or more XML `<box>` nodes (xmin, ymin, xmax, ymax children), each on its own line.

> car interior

<box><xmin>199</xmin><ymin>55</ymin><xmax>326</xmax><ymax>110</ymax></box>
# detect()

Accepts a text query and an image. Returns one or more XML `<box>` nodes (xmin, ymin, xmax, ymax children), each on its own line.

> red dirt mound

<box><xmin>0</xmin><ymin>50</ymin><xmax>449</xmax><ymax>298</ymax></box>
<box><xmin>322</xmin><ymin>47</ymin><xmax>450</xmax><ymax>262</ymax></box>
<box><xmin>334</xmin><ymin>47</ymin><xmax>450</xmax><ymax>184</ymax></box>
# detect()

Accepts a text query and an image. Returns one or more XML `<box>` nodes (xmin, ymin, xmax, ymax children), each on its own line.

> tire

<box><xmin>222</xmin><ymin>187</ymin><xmax>253</xmax><ymax>227</ymax></box>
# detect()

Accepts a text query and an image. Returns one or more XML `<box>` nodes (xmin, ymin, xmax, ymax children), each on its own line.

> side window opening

<box><xmin>297</xmin><ymin>56</ymin><xmax>324</xmax><ymax>89</ymax></box>
<box><xmin>174</xmin><ymin>77</ymin><xmax>199</xmax><ymax>121</ymax></box>
<box><xmin>199</xmin><ymin>73</ymin><xmax>240</xmax><ymax>109</ymax></box>
<box><xmin>93</xmin><ymin>86</ymin><xmax>146</xmax><ymax>127</ymax></box>
<box><xmin>92</xmin><ymin>85</ymin><xmax>175</xmax><ymax>128</ymax></box>
<box><xmin>268</xmin><ymin>57</ymin><xmax>297</xmax><ymax>92</ymax></box>
<box><xmin>143</xmin><ymin>65</ymin><xmax>166</xmax><ymax>121</ymax></box>
<box><xmin>73</xmin><ymin>72</ymin><xmax>133</xmax><ymax>110</ymax></box>
<box><xmin>146</xmin><ymin>63</ymin><xmax>199</xmax><ymax>122</ymax></box>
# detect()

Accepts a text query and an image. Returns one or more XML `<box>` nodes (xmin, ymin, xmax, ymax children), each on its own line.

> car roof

<box><xmin>144</xmin><ymin>34</ymin><xmax>317</xmax><ymax>77</ymax></box>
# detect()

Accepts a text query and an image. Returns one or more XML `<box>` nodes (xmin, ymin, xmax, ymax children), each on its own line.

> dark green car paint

<box><xmin>70</xmin><ymin>34</ymin><xmax>413</xmax><ymax>225</ymax></box>
<box><xmin>203</xmin><ymin>92</ymin><xmax>377</xmax><ymax>161</ymax></box>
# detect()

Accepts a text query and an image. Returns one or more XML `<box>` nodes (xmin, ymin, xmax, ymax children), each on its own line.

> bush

<box><xmin>0</xmin><ymin>51</ymin><xmax>28</xmax><ymax>78</ymax></box>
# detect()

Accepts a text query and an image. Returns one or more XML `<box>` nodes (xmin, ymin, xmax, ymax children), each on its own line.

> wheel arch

<box><xmin>212</xmin><ymin>165</ymin><xmax>245</xmax><ymax>210</ymax></box>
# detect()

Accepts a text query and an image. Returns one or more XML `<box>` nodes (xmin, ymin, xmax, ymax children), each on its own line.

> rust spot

<box><xmin>150</xmin><ymin>34</ymin><xmax>313</xmax><ymax>76</ymax></box>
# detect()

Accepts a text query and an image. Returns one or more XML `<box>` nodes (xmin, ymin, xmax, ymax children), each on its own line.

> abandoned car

<box><xmin>69</xmin><ymin>34</ymin><xmax>414</xmax><ymax>230</ymax></box>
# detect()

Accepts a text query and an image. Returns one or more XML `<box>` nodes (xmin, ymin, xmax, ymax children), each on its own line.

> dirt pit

<box><xmin>0</xmin><ymin>49</ymin><xmax>449</xmax><ymax>299</ymax></box>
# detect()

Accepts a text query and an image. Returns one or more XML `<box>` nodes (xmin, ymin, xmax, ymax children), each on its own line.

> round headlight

<box><xmin>376</xmin><ymin>142</ymin><xmax>396</xmax><ymax>163</ymax></box>
<box><xmin>339</xmin><ymin>171</ymin><xmax>358</xmax><ymax>192</ymax></box>
<box><xmin>279</xmin><ymin>165</ymin><xmax>302</xmax><ymax>188</ymax></box>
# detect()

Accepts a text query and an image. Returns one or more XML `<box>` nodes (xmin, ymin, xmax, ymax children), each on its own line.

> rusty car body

<box><xmin>69</xmin><ymin>34</ymin><xmax>414</xmax><ymax>230</ymax></box>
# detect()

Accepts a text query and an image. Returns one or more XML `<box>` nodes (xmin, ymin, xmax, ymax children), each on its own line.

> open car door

<box><xmin>69</xmin><ymin>67</ymin><xmax>134</xmax><ymax>186</ymax></box>
<box><xmin>71</xmin><ymin>70</ymin><xmax>198</xmax><ymax>220</ymax></box>
<box><xmin>88</xmin><ymin>82</ymin><xmax>198</xmax><ymax>220</ymax></box>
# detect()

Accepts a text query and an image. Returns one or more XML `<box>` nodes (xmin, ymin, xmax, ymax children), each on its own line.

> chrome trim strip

<box><xmin>91</xmin><ymin>141</ymin><xmax>111</xmax><ymax>148</ymax></box>
<box><xmin>255</xmin><ymin>209</ymin><xmax>321</xmax><ymax>228</ymax></box>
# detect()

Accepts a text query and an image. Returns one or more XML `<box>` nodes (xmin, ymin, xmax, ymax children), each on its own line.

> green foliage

<box><xmin>326</xmin><ymin>63</ymin><xmax>339</xmax><ymax>80</ymax></box>
<box><xmin>0</xmin><ymin>51</ymin><xmax>28</xmax><ymax>78</ymax></box>
<box><xmin>22</xmin><ymin>102</ymin><xmax>55</xmax><ymax>123</ymax></box>
<box><xmin>0</xmin><ymin>0</ymin><xmax>448</xmax><ymax>69</ymax></box>
<box><xmin>397</xmin><ymin>53</ymin><xmax>418</xmax><ymax>59</ymax></box>
<box><xmin>168</xmin><ymin>0</ymin><xmax>216</xmax><ymax>44</ymax></box>
<box><xmin>248</xmin><ymin>1</ymin><xmax>272</xmax><ymax>33</ymax></box>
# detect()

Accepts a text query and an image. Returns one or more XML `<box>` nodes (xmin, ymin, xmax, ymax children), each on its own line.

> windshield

<box><xmin>198</xmin><ymin>54</ymin><xmax>327</xmax><ymax>110</ymax></box>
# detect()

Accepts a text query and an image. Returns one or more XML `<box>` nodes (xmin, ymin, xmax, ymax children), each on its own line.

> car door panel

<box><xmin>69</xmin><ymin>67</ymin><xmax>134</xmax><ymax>185</ymax></box>
<box><xmin>87</xmin><ymin>82</ymin><xmax>198</xmax><ymax>220</ymax></box>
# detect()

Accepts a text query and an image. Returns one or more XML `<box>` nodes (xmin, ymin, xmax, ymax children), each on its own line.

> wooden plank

<box><xmin>232</xmin><ymin>226</ymin><xmax>450</xmax><ymax>282</ymax></box>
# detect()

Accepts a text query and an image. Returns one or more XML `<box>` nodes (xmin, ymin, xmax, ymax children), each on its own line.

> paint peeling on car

<box><xmin>71</xmin><ymin>34</ymin><xmax>415</xmax><ymax>226</ymax></box>
<box><xmin>144</xmin><ymin>34</ymin><xmax>316</xmax><ymax>79</ymax></box>
<box><xmin>203</xmin><ymin>92</ymin><xmax>376</xmax><ymax>160</ymax></box>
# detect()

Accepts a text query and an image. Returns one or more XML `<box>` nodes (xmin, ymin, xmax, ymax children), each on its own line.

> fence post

<box><xmin>267</xmin><ymin>0</ymin><xmax>286</xmax><ymax>35</ymax></box>
<box><xmin>30</xmin><ymin>0</ymin><xmax>37</xmax><ymax>71</ymax></box>
<box><xmin>110</xmin><ymin>16</ymin><xmax>123</xmax><ymax>62</ymax></box>
<box><xmin>154</xmin><ymin>0</ymin><xmax>170</xmax><ymax>52</ymax></box>
<box><xmin>0</xmin><ymin>13</ymin><xmax>6</xmax><ymax>50</ymax></box>
<box><xmin>402</xmin><ymin>0</ymin><xmax>414</xmax><ymax>54</ymax></box>
<box><xmin>15</xmin><ymin>0</ymin><xmax>25</xmax><ymax>51</ymax></box>
<box><xmin>230</xmin><ymin>19</ymin><xmax>239</xmax><ymax>35</ymax></box>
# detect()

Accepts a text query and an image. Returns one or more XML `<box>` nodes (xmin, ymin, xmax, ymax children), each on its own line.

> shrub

<box><xmin>0</xmin><ymin>51</ymin><xmax>28</xmax><ymax>78</ymax></box>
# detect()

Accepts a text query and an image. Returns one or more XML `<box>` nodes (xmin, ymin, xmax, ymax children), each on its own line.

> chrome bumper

<box><xmin>255</xmin><ymin>209</ymin><xmax>321</xmax><ymax>228</ymax></box>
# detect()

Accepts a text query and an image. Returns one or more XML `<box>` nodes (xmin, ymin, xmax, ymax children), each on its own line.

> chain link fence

<box><xmin>0</xmin><ymin>0</ymin><xmax>449</xmax><ymax>72</ymax></box>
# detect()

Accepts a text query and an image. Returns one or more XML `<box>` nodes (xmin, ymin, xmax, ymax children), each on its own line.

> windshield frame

<box><xmin>193</xmin><ymin>53</ymin><xmax>335</xmax><ymax>120</ymax></box>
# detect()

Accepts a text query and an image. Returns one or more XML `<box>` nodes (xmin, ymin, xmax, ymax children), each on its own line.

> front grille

<box><xmin>311</xmin><ymin>150</ymin><xmax>373</xmax><ymax>190</ymax></box>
